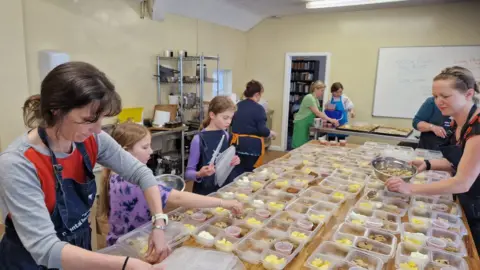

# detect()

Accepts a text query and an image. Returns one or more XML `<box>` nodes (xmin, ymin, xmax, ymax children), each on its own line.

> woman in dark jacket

<box><xmin>231</xmin><ymin>80</ymin><xmax>276</xmax><ymax>174</ymax></box>
<box><xmin>413</xmin><ymin>96</ymin><xmax>451</xmax><ymax>150</ymax></box>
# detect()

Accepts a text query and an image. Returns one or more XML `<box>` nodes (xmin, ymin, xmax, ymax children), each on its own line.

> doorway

<box><xmin>282</xmin><ymin>53</ymin><xmax>331</xmax><ymax>151</ymax></box>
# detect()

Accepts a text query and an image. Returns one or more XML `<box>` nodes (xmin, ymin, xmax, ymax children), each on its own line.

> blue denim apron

<box><xmin>0</xmin><ymin>127</ymin><xmax>97</xmax><ymax>269</ymax></box>
<box><xmin>193</xmin><ymin>130</ymin><xmax>234</xmax><ymax>195</ymax></box>
<box><xmin>326</xmin><ymin>96</ymin><xmax>348</xmax><ymax>140</ymax></box>
<box><xmin>439</xmin><ymin>104</ymin><xmax>480</xmax><ymax>253</ymax></box>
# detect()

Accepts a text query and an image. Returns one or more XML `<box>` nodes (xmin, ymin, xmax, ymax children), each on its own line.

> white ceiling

<box><xmin>160</xmin><ymin>0</ymin><xmax>466</xmax><ymax>31</ymax></box>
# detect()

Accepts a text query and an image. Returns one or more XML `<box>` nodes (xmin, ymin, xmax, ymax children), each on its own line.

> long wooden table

<box><xmin>181</xmin><ymin>142</ymin><xmax>480</xmax><ymax>269</ymax></box>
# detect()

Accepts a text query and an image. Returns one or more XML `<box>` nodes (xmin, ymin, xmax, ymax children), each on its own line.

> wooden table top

<box><xmin>181</xmin><ymin>141</ymin><xmax>480</xmax><ymax>269</ymax></box>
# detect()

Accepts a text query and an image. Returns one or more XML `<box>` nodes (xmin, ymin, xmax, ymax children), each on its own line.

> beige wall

<box><xmin>0</xmin><ymin>0</ymin><xmax>30</xmax><ymax>151</ymax></box>
<box><xmin>245</xmin><ymin>1</ymin><xmax>480</xmax><ymax>148</ymax></box>
<box><xmin>0</xmin><ymin>0</ymin><xmax>247</xmax><ymax>149</ymax></box>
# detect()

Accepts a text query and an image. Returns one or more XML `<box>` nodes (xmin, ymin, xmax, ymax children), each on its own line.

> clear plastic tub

<box><xmin>332</xmin><ymin>232</ymin><xmax>357</xmax><ymax>252</ymax></box>
<box><xmin>262</xmin><ymin>250</ymin><xmax>291</xmax><ymax>270</ymax></box>
<box><xmin>409</xmin><ymin>217</ymin><xmax>431</xmax><ymax>232</ymax></box>
<box><xmin>409</xmin><ymin>205</ymin><xmax>434</xmax><ymax>219</ymax></box>
<box><xmin>432</xmin><ymin>199</ymin><xmax>462</xmax><ymax>217</ymax></box>
<box><xmin>354</xmin><ymin>236</ymin><xmax>394</xmax><ymax>263</ymax></box>
<box><xmin>265</xmin><ymin>218</ymin><xmax>290</xmax><ymax>237</ymax></box>
<box><xmin>396</xmin><ymin>254</ymin><xmax>427</xmax><ymax>270</ymax></box>
<box><xmin>433</xmin><ymin>212</ymin><xmax>465</xmax><ymax>236</ymax></box>
<box><xmin>396</xmin><ymin>242</ymin><xmax>430</xmax><ymax>263</ymax></box>
<box><xmin>338</xmin><ymin>222</ymin><xmax>367</xmax><ymax>237</ymax></box>
<box><xmin>379</xmin><ymin>198</ymin><xmax>409</xmax><ymax>216</ymax></box>
<box><xmin>97</xmin><ymin>244</ymin><xmax>132</xmax><ymax>256</ymax></box>
<box><xmin>346</xmin><ymin>249</ymin><xmax>384</xmax><ymax>270</ymax></box>
<box><xmin>290</xmin><ymin>197</ymin><xmax>318</xmax><ymax>208</ymax></box>
<box><xmin>250</xmin><ymin>229</ymin><xmax>278</xmax><ymax>247</ymax></box>
<box><xmin>430</xmin><ymin>250</ymin><xmax>467</xmax><ymax>269</ymax></box>
<box><xmin>428</xmin><ymin>228</ymin><xmax>466</xmax><ymax>256</ymax></box>
<box><xmin>210</xmin><ymin>216</ymin><xmax>235</xmax><ymax>230</ymax></box>
<box><xmin>243</xmin><ymin>213</ymin><xmax>269</xmax><ymax>229</ymax></box>
<box><xmin>193</xmin><ymin>224</ymin><xmax>222</xmax><ymax>247</ymax></box>
<box><xmin>288</xmin><ymin>226</ymin><xmax>313</xmax><ymax>245</ymax></box>
<box><xmin>365</xmin><ymin>228</ymin><xmax>396</xmax><ymax>247</ymax></box>
<box><xmin>235</xmin><ymin>238</ymin><xmax>267</xmax><ymax>265</ymax></box>
<box><xmin>214</xmin><ymin>233</ymin><xmax>241</xmax><ymax>252</ymax></box>
<box><xmin>402</xmin><ymin>231</ymin><xmax>428</xmax><ymax>251</ymax></box>
<box><xmin>116</xmin><ymin>227</ymin><xmax>150</xmax><ymax>258</ymax></box>
<box><xmin>155</xmin><ymin>246</ymin><xmax>245</xmax><ymax>270</ymax></box>
<box><xmin>311</xmin><ymin>201</ymin><xmax>339</xmax><ymax>216</ymax></box>
<box><xmin>299</xmin><ymin>189</ymin><xmax>324</xmax><ymax>201</ymax></box>
<box><xmin>304</xmin><ymin>253</ymin><xmax>343</xmax><ymax>270</ymax></box>
<box><xmin>285</xmin><ymin>202</ymin><xmax>311</xmax><ymax>218</ymax></box>
<box><xmin>314</xmin><ymin>241</ymin><xmax>350</xmax><ymax>260</ymax></box>
<box><xmin>373</xmin><ymin>210</ymin><xmax>401</xmax><ymax>224</ymax></box>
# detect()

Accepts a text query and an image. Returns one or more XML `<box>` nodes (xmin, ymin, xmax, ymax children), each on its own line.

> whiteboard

<box><xmin>372</xmin><ymin>46</ymin><xmax>480</xmax><ymax>118</ymax></box>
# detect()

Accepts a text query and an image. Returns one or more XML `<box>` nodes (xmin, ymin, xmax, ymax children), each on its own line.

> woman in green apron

<box><xmin>292</xmin><ymin>81</ymin><xmax>339</xmax><ymax>148</ymax></box>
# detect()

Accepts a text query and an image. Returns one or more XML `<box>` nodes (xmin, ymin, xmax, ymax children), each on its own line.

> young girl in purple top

<box><xmin>186</xmin><ymin>96</ymin><xmax>241</xmax><ymax>195</ymax></box>
<box><xmin>100</xmin><ymin>122</ymin><xmax>243</xmax><ymax>246</ymax></box>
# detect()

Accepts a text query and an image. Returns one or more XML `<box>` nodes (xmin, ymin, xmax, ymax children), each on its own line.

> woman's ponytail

<box><xmin>23</xmin><ymin>94</ymin><xmax>42</xmax><ymax>128</ymax></box>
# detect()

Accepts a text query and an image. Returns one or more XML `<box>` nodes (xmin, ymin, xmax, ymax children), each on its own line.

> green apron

<box><xmin>292</xmin><ymin>112</ymin><xmax>316</xmax><ymax>148</ymax></box>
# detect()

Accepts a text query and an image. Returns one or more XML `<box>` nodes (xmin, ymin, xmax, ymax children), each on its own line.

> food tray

<box><xmin>345</xmin><ymin>208</ymin><xmax>400</xmax><ymax>234</ymax></box>
<box><xmin>312</xmin><ymin>241</ymin><xmax>384</xmax><ymax>270</ymax></box>
<box><xmin>337</xmin><ymin>122</ymin><xmax>379</xmax><ymax>133</ymax></box>
<box><xmin>395</xmin><ymin>242</ymin><xmax>468</xmax><ymax>270</ymax></box>
<box><xmin>371</xmin><ymin>126</ymin><xmax>413</xmax><ymax>137</ymax></box>
<box><xmin>117</xmin><ymin>221</ymin><xmax>189</xmax><ymax>258</ymax></box>
<box><xmin>155</xmin><ymin>246</ymin><xmax>245</xmax><ymax>270</ymax></box>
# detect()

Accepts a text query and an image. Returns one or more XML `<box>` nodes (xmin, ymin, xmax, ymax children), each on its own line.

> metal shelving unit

<box><xmin>155</xmin><ymin>54</ymin><xmax>220</xmax><ymax>177</ymax></box>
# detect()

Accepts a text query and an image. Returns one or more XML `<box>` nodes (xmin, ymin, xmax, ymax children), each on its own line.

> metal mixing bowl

<box><xmin>371</xmin><ymin>156</ymin><xmax>417</xmax><ymax>182</ymax></box>
<box><xmin>155</xmin><ymin>174</ymin><xmax>186</xmax><ymax>191</ymax></box>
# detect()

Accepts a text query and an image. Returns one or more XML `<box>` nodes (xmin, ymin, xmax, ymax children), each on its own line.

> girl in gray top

<box><xmin>0</xmin><ymin>62</ymin><xmax>168</xmax><ymax>269</ymax></box>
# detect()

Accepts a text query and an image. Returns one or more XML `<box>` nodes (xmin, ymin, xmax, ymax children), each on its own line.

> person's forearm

<box><xmin>61</xmin><ymin>244</ymin><xmax>130</xmax><ymax>270</ymax></box>
<box><xmin>144</xmin><ymin>185</ymin><xmax>164</xmax><ymax>223</ymax></box>
<box><xmin>410</xmin><ymin>176</ymin><xmax>466</xmax><ymax>195</ymax></box>
<box><xmin>168</xmin><ymin>190</ymin><xmax>222</xmax><ymax>209</ymax></box>
<box><xmin>430</xmin><ymin>158</ymin><xmax>454</xmax><ymax>172</ymax></box>
<box><xmin>416</xmin><ymin>121</ymin><xmax>434</xmax><ymax>132</ymax></box>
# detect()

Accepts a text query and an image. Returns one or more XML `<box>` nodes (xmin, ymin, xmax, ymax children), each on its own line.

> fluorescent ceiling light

<box><xmin>306</xmin><ymin>0</ymin><xmax>409</xmax><ymax>9</ymax></box>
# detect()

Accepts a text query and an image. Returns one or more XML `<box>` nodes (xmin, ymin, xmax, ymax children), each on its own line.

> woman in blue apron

<box><xmin>413</xmin><ymin>96</ymin><xmax>452</xmax><ymax>150</ymax></box>
<box><xmin>325</xmin><ymin>82</ymin><xmax>355</xmax><ymax>140</ymax></box>
<box><xmin>386</xmin><ymin>66</ymin><xmax>480</xmax><ymax>252</ymax></box>
<box><xmin>0</xmin><ymin>62</ymin><xmax>168</xmax><ymax>269</ymax></box>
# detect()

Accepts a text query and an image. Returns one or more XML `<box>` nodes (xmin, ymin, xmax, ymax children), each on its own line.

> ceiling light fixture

<box><xmin>306</xmin><ymin>0</ymin><xmax>409</xmax><ymax>9</ymax></box>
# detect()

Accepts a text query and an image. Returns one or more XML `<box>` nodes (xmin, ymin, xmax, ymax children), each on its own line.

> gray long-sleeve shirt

<box><xmin>0</xmin><ymin>131</ymin><xmax>158</xmax><ymax>269</ymax></box>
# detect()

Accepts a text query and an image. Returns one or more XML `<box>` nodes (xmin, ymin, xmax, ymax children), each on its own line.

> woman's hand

<box><xmin>328</xmin><ymin>118</ymin><xmax>339</xmax><ymax>127</ymax></box>
<box><xmin>230</xmin><ymin>155</ymin><xmax>240</xmax><ymax>166</ymax></box>
<box><xmin>269</xmin><ymin>130</ymin><xmax>277</xmax><ymax>139</ymax></box>
<box><xmin>350</xmin><ymin>111</ymin><xmax>356</xmax><ymax>119</ymax></box>
<box><xmin>431</xmin><ymin>125</ymin><xmax>447</xmax><ymax>138</ymax></box>
<box><xmin>198</xmin><ymin>165</ymin><xmax>215</xmax><ymax>178</ymax></box>
<box><xmin>410</xmin><ymin>160</ymin><xmax>427</xmax><ymax>173</ymax></box>
<box><xmin>145</xmin><ymin>228</ymin><xmax>171</xmax><ymax>264</ymax></box>
<box><xmin>385</xmin><ymin>178</ymin><xmax>412</xmax><ymax>195</ymax></box>
<box><xmin>126</xmin><ymin>258</ymin><xmax>155</xmax><ymax>270</ymax></box>
<box><xmin>221</xmin><ymin>200</ymin><xmax>244</xmax><ymax>215</ymax></box>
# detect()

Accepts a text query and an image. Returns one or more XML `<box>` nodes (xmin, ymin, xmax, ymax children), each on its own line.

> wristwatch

<box><xmin>152</xmin><ymin>213</ymin><xmax>169</xmax><ymax>226</ymax></box>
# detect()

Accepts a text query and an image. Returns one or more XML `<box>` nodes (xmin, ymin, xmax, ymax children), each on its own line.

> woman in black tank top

<box><xmin>386</xmin><ymin>66</ymin><xmax>480</xmax><ymax>252</ymax></box>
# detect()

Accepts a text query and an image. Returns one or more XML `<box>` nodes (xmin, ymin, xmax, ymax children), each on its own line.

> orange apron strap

<box><xmin>231</xmin><ymin>133</ymin><xmax>240</xmax><ymax>145</ymax></box>
<box><xmin>253</xmin><ymin>137</ymin><xmax>265</xmax><ymax>168</ymax></box>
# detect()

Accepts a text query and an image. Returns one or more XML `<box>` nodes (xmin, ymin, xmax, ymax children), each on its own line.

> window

<box><xmin>212</xmin><ymin>69</ymin><xmax>232</xmax><ymax>97</ymax></box>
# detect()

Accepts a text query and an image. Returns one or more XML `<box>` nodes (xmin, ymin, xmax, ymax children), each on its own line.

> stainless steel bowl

<box><xmin>155</xmin><ymin>174</ymin><xmax>186</xmax><ymax>191</ymax></box>
<box><xmin>371</xmin><ymin>156</ymin><xmax>417</xmax><ymax>182</ymax></box>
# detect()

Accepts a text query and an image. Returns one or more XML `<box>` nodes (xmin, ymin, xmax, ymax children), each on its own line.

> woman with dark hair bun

<box><xmin>0</xmin><ymin>62</ymin><xmax>169</xmax><ymax>269</ymax></box>
<box><xmin>231</xmin><ymin>80</ymin><xmax>276</xmax><ymax>173</ymax></box>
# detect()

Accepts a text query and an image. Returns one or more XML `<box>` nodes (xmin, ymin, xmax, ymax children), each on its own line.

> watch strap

<box><xmin>152</xmin><ymin>213</ymin><xmax>169</xmax><ymax>226</ymax></box>
<box><xmin>425</xmin><ymin>160</ymin><xmax>431</xmax><ymax>171</ymax></box>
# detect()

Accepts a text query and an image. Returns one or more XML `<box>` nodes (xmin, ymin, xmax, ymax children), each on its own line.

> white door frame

<box><xmin>279</xmin><ymin>52</ymin><xmax>332</xmax><ymax>151</ymax></box>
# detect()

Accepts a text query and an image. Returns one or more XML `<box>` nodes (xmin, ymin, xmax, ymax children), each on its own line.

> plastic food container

<box><xmin>288</xmin><ymin>226</ymin><xmax>313</xmax><ymax>245</ymax></box>
<box><xmin>193</xmin><ymin>225</ymin><xmax>222</xmax><ymax>247</ymax></box>
<box><xmin>314</xmin><ymin>241</ymin><xmax>350</xmax><ymax>260</ymax></box>
<box><xmin>274</xmin><ymin>241</ymin><xmax>294</xmax><ymax>255</ymax></box>
<box><xmin>214</xmin><ymin>233</ymin><xmax>240</xmax><ymax>252</ymax></box>
<box><xmin>296</xmin><ymin>219</ymin><xmax>314</xmax><ymax>231</ymax></box>
<box><xmin>403</xmin><ymin>231</ymin><xmax>428</xmax><ymax>251</ymax></box>
<box><xmin>97</xmin><ymin>244</ymin><xmax>132</xmax><ymax>256</ymax></box>
<box><xmin>255</xmin><ymin>209</ymin><xmax>272</xmax><ymax>219</ymax></box>
<box><xmin>332</xmin><ymin>232</ymin><xmax>356</xmax><ymax>252</ymax></box>
<box><xmin>235</xmin><ymin>238</ymin><xmax>267</xmax><ymax>265</ymax></box>
<box><xmin>262</xmin><ymin>250</ymin><xmax>291</xmax><ymax>270</ymax></box>
<box><xmin>353</xmin><ymin>236</ymin><xmax>394</xmax><ymax>263</ymax></box>
<box><xmin>154</xmin><ymin>246</ymin><xmax>245</xmax><ymax>270</ymax></box>
<box><xmin>427</xmin><ymin>237</ymin><xmax>447</xmax><ymax>249</ymax></box>
<box><xmin>225</xmin><ymin>225</ymin><xmax>241</xmax><ymax>238</ymax></box>
<box><xmin>346</xmin><ymin>249</ymin><xmax>383</xmax><ymax>270</ymax></box>
<box><xmin>304</xmin><ymin>253</ymin><xmax>345</xmax><ymax>270</ymax></box>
